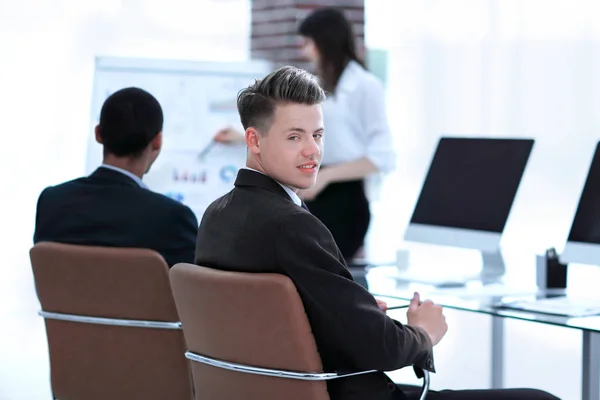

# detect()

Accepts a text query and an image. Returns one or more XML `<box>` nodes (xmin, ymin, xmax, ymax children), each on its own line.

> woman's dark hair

<box><xmin>299</xmin><ymin>7</ymin><xmax>363</xmax><ymax>93</ymax></box>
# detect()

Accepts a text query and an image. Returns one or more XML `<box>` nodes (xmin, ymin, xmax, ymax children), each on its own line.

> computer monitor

<box><xmin>561</xmin><ymin>142</ymin><xmax>600</xmax><ymax>266</ymax></box>
<box><xmin>498</xmin><ymin>143</ymin><xmax>600</xmax><ymax>317</ymax></box>
<box><xmin>496</xmin><ymin>143</ymin><xmax>600</xmax><ymax>317</ymax></box>
<box><xmin>403</xmin><ymin>137</ymin><xmax>535</xmax><ymax>283</ymax></box>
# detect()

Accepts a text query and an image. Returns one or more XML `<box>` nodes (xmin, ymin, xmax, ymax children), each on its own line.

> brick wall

<box><xmin>250</xmin><ymin>0</ymin><xmax>365</xmax><ymax>70</ymax></box>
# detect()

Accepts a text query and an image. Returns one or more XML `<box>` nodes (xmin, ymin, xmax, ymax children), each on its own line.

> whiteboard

<box><xmin>87</xmin><ymin>56</ymin><xmax>271</xmax><ymax>220</ymax></box>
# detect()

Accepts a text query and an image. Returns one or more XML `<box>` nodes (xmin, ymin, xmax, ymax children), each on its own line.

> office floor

<box><xmin>1</xmin><ymin>240</ymin><xmax>587</xmax><ymax>400</ymax></box>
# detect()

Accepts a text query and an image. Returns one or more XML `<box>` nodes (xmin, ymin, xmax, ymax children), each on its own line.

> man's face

<box><xmin>300</xmin><ymin>36</ymin><xmax>319</xmax><ymax>65</ymax></box>
<box><xmin>253</xmin><ymin>103</ymin><xmax>324</xmax><ymax>191</ymax></box>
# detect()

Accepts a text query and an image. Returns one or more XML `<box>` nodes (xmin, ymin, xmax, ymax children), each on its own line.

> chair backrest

<box><xmin>30</xmin><ymin>242</ymin><xmax>193</xmax><ymax>400</ymax></box>
<box><xmin>169</xmin><ymin>263</ymin><xmax>330</xmax><ymax>400</ymax></box>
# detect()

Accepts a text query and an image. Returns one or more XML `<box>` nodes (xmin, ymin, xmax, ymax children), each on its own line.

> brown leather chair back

<box><xmin>169</xmin><ymin>263</ymin><xmax>330</xmax><ymax>400</ymax></box>
<box><xmin>30</xmin><ymin>242</ymin><xmax>193</xmax><ymax>400</ymax></box>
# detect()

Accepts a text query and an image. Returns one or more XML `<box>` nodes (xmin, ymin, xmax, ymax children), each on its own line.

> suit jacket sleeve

<box><xmin>162</xmin><ymin>204</ymin><xmax>198</xmax><ymax>266</ymax></box>
<box><xmin>274</xmin><ymin>211</ymin><xmax>435</xmax><ymax>372</ymax></box>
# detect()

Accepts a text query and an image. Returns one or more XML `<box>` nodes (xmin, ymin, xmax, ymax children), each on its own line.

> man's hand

<box><xmin>214</xmin><ymin>127</ymin><xmax>245</xmax><ymax>144</ymax></box>
<box><xmin>376</xmin><ymin>299</ymin><xmax>388</xmax><ymax>312</ymax></box>
<box><xmin>406</xmin><ymin>292</ymin><xmax>448</xmax><ymax>346</ymax></box>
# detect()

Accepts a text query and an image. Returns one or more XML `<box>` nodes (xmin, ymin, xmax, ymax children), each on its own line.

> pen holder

<box><xmin>536</xmin><ymin>247</ymin><xmax>568</xmax><ymax>290</ymax></box>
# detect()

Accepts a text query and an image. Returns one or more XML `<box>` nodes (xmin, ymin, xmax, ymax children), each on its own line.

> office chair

<box><xmin>169</xmin><ymin>263</ymin><xmax>429</xmax><ymax>400</ymax></box>
<box><xmin>30</xmin><ymin>242</ymin><xmax>193</xmax><ymax>400</ymax></box>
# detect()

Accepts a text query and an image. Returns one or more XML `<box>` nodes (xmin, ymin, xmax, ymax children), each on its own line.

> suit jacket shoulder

<box><xmin>34</xmin><ymin>168</ymin><xmax>198</xmax><ymax>266</ymax></box>
<box><xmin>274</xmin><ymin>209</ymin><xmax>346</xmax><ymax>269</ymax></box>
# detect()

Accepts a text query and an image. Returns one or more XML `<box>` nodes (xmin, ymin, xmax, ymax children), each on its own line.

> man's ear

<box><xmin>150</xmin><ymin>131</ymin><xmax>163</xmax><ymax>151</ymax></box>
<box><xmin>94</xmin><ymin>125</ymin><xmax>103</xmax><ymax>144</ymax></box>
<box><xmin>245</xmin><ymin>127</ymin><xmax>261</xmax><ymax>154</ymax></box>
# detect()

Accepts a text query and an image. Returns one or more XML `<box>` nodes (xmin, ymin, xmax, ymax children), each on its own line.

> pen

<box><xmin>197</xmin><ymin>140</ymin><xmax>216</xmax><ymax>162</ymax></box>
<box><xmin>386</xmin><ymin>304</ymin><xmax>411</xmax><ymax>310</ymax></box>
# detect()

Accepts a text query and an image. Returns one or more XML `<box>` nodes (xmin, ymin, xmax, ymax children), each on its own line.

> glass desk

<box><xmin>351</xmin><ymin>266</ymin><xmax>600</xmax><ymax>400</ymax></box>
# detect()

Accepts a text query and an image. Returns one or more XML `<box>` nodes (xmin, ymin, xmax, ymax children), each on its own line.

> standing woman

<box><xmin>297</xmin><ymin>7</ymin><xmax>396</xmax><ymax>262</ymax></box>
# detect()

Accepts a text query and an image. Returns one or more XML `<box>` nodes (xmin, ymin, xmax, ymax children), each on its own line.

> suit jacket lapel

<box><xmin>234</xmin><ymin>169</ymin><xmax>295</xmax><ymax>204</ymax></box>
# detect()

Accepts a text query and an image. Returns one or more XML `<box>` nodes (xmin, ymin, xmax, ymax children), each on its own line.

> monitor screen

<box><xmin>566</xmin><ymin>142</ymin><xmax>600</xmax><ymax>244</ymax></box>
<box><xmin>409</xmin><ymin>137</ymin><xmax>534</xmax><ymax>233</ymax></box>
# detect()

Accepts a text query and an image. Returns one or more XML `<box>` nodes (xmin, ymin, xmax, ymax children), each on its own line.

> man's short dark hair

<box><xmin>98</xmin><ymin>87</ymin><xmax>163</xmax><ymax>157</ymax></box>
<box><xmin>237</xmin><ymin>66</ymin><xmax>326</xmax><ymax>132</ymax></box>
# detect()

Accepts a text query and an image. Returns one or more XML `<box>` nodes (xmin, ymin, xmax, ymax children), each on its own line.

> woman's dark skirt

<box><xmin>304</xmin><ymin>179</ymin><xmax>370</xmax><ymax>262</ymax></box>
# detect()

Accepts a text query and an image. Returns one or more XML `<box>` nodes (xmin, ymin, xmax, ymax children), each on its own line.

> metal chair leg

<box><xmin>419</xmin><ymin>370</ymin><xmax>430</xmax><ymax>400</ymax></box>
<box><xmin>412</xmin><ymin>367</ymin><xmax>430</xmax><ymax>400</ymax></box>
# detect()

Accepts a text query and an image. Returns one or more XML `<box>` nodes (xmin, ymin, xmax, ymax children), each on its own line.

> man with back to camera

<box><xmin>34</xmin><ymin>87</ymin><xmax>198</xmax><ymax>267</ymax></box>
<box><xmin>194</xmin><ymin>66</ymin><xmax>559</xmax><ymax>400</ymax></box>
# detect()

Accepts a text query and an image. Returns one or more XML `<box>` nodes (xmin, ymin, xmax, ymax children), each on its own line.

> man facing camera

<box><xmin>34</xmin><ymin>87</ymin><xmax>198</xmax><ymax>267</ymax></box>
<box><xmin>194</xmin><ymin>67</ymin><xmax>558</xmax><ymax>400</ymax></box>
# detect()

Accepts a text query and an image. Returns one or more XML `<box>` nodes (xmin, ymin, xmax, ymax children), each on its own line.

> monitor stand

<box><xmin>480</xmin><ymin>249</ymin><xmax>507</xmax><ymax>284</ymax></box>
<box><xmin>394</xmin><ymin>249</ymin><xmax>506</xmax><ymax>288</ymax></box>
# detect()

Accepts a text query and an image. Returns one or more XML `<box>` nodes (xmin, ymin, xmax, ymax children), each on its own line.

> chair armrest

<box><xmin>185</xmin><ymin>350</ymin><xmax>430</xmax><ymax>399</ymax></box>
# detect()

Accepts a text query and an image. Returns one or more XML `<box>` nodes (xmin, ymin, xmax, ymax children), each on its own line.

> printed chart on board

<box><xmin>87</xmin><ymin>56</ymin><xmax>271</xmax><ymax>219</ymax></box>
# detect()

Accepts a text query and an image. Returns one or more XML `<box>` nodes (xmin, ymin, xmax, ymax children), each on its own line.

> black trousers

<box><xmin>304</xmin><ymin>179</ymin><xmax>370</xmax><ymax>261</ymax></box>
<box><xmin>397</xmin><ymin>384</ymin><xmax>561</xmax><ymax>400</ymax></box>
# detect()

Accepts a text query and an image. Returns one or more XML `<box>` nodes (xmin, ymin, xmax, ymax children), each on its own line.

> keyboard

<box><xmin>499</xmin><ymin>296</ymin><xmax>600</xmax><ymax>318</ymax></box>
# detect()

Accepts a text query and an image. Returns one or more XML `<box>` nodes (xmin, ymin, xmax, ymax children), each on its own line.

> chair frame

<box><xmin>185</xmin><ymin>350</ymin><xmax>430</xmax><ymax>400</ymax></box>
<box><xmin>38</xmin><ymin>310</ymin><xmax>182</xmax><ymax>330</ymax></box>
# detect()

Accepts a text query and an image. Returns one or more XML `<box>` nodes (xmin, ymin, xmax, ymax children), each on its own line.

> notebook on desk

<box><xmin>497</xmin><ymin>296</ymin><xmax>600</xmax><ymax>318</ymax></box>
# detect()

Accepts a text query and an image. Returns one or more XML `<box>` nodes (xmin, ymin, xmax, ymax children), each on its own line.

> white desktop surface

<box><xmin>365</xmin><ymin>242</ymin><xmax>600</xmax><ymax>301</ymax></box>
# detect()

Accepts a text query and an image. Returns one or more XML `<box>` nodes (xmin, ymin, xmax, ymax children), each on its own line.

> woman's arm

<box><xmin>300</xmin><ymin>158</ymin><xmax>377</xmax><ymax>201</ymax></box>
<box><xmin>214</xmin><ymin>127</ymin><xmax>246</xmax><ymax>144</ymax></box>
<box><xmin>319</xmin><ymin>157</ymin><xmax>377</xmax><ymax>183</ymax></box>
<box><xmin>361</xmin><ymin>75</ymin><xmax>396</xmax><ymax>175</ymax></box>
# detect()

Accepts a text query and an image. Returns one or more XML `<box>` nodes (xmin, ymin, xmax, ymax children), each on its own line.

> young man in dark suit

<box><xmin>34</xmin><ymin>87</ymin><xmax>198</xmax><ymax>267</ymax></box>
<box><xmin>194</xmin><ymin>67</ymin><xmax>558</xmax><ymax>400</ymax></box>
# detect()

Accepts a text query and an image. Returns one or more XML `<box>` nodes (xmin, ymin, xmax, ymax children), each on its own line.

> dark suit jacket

<box><xmin>195</xmin><ymin>169</ymin><xmax>434</xmax><ymax>400</ymax></box>
<box><xmin>34</xmin><ymin>167</ymin><xmax>198</xmax><ymax>267</ymax></box>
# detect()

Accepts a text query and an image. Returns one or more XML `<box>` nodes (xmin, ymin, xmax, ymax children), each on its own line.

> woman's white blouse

<box><xmin>320</xmin><ymin>60</ymin><xmax>396</xmax><ymax>174</ymax></box>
